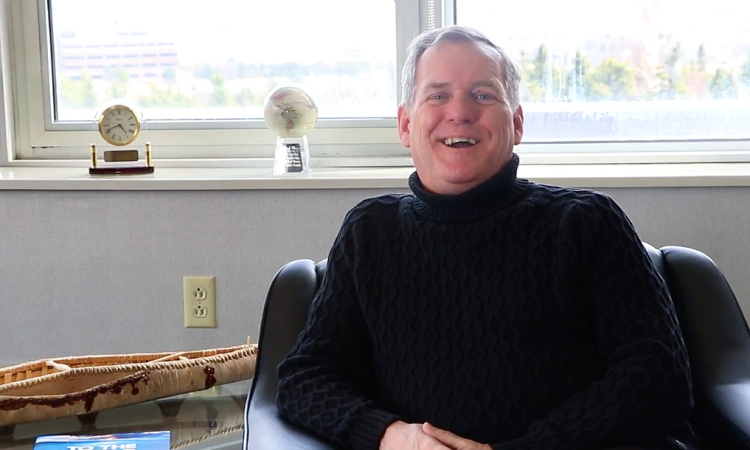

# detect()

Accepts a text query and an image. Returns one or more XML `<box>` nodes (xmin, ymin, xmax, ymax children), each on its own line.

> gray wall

<box><xmin>0</xmin><ymin>186</ymin><xmax>748</xmax><ymax>367</ymax></box>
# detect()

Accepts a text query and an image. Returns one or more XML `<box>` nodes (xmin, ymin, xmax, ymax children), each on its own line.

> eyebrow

<box><xmin>423</xmin><ymin>80</ymin><xmax>501</xmax><ymax>91</ymax></box>
<box><xmin>472</xmin><ymin>80</ymin><xmax>501</xmax><ymax>90</ymax></box>
<box><xmin>424</xmin><ymin>82</ymin><xmax>450</xmax><ymax>90</ymax></box>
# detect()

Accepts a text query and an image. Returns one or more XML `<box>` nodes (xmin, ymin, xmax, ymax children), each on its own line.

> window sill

<box><xmin>1</xmin><ymin>162</ymin><xmax>750</xmax><ymax>190</ymax></box>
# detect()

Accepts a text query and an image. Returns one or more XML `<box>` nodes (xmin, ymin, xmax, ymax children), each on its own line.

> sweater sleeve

<box><xmin>491</xmin><ymin>194</ymin><xmax>693</xmax><ymax>450</ymax></box>
<box><xmin>276</xmin><ymin>213</ymin><xmax>401</xmax><ymax>450</ymax></box>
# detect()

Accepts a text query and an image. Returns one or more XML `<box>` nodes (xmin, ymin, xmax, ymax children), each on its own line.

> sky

<box><xmin>51</xmin><ymin>0</ymin><xmax>750</xmax><ymax>66</ymax></box>
<box><xmin>51</xmin><ymin>0</ymin><xmax>396</xmax><ymax>65</ymax></box>
<box><xmin>458</xmin><ymin>0</ymin><xmax>750</xmax><ymax>61</ymax></box>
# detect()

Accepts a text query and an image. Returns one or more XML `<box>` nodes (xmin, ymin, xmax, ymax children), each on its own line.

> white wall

<box><xmin>0</xmin><ymin>186</ymin><xmax>748</xmax><ymax>366</ymax></box>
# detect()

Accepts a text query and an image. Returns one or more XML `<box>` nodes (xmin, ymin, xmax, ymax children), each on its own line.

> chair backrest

<box><xmin>244</xmin><ymin>258</ymin><xmax>337</xmax><ymax>450</ymax></box>
<box><xmin>247</xmin><ymin>259</ymin><xmax>320</xmax><ymax>410</ymax></box>
<box><xmin>645</xmin><ymin>244</ymin><xmax>750</xmax><ymax>385</ymax></box>
<box><xmin>315</xmin><ymin>259</ymin><xmax>328</xmax><ymax>291</ymax></box>
<box><xmin>255</xmin><ymin>248</ymin><xmax>750</xmax><ymax>392</ymax></box>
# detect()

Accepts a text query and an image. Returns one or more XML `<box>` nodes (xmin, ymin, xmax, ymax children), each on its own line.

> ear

<box><xmin>513</xmin><ymin>104</ymin><xmax>524</xmax><ymax>145</ymax></box>
<box><xmin>397</xmin><ymin>104</ymin><xmax>411</xmax><ymax>148</ymax></box>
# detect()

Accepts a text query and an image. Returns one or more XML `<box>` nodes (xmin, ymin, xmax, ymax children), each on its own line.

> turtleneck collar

<box><xmin>408</xmin><ymin>153</ymin><xmax>529</xmax><ymax>223</ymax></box>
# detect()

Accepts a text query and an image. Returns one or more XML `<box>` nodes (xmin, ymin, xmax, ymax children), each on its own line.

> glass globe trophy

<box><xmin>263</xmin><ymin>86</ymin><xmax>318</xmax><ymax>176</ymax></box>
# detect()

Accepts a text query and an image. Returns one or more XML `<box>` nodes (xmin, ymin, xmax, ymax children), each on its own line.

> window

<box><xmin>48</xmin><ymin>0</ymin><xmax>397</xmax><ymax>122</ymax></box>
<box><xmin>4</xmin><ymin>0</ymin><xmax>407</xmax><ymax>162</ymax></box>
<box><xmin>456</xmin><ymin>0</ymin><xmax>750</xmax><ymax>144</ymax></box>
<box><xmin>3</xmin><ymin>0</ymin><xmax>748</xmax><ymax>165</ymax></box>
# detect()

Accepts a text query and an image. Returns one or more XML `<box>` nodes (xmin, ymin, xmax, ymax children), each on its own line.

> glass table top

<box><xmin>0</xmin><ymin>380</ymin><xmax>251</xmax><ymax>450</ymax></box>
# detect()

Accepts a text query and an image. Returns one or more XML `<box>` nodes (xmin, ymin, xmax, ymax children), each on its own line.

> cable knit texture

<box><xmin>277</xmin><ymin>154</ymin><xmax>698</xmax><ymax>450</ymax></box>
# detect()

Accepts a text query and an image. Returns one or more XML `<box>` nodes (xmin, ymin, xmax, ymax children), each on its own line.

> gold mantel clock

<box><xmin>90</xmin><ymin>102</ymin><xmax>153</xmax><ymax>175</ymax></box>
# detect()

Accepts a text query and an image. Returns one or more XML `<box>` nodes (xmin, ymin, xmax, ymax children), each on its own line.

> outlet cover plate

<box><xmin>183</xmin><ymin>276</ymin><xmax>216</xmax><ymax>328</ymax></box>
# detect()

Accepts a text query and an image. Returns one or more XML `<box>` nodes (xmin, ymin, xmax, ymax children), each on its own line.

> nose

<box><xmin>445</xmin><ymin>94</ymin><xmax>479</xmax><ymax>124</ymax></box>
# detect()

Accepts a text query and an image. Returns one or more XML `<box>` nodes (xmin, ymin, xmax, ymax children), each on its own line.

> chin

<box><xmin>440</xmin><ymin>163</ymin><xmax>484</xmax><ymax>181</ymax></box>
<box><xmin>439</xmin><ymin>171</ymin><xmax>483</xmax><ymax>190</ymax></box>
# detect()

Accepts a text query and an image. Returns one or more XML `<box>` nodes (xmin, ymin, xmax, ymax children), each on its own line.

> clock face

<box><xmin>98</xmin><ymin>105</ymin><xmax>140</xmax><ymax>146</ymax></box>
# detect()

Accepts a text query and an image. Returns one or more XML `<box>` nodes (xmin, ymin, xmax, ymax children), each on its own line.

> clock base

<box><xmin>89</xmin><ymin>166</ymin><xmax>155</xmax><ymax>175</ymax></box>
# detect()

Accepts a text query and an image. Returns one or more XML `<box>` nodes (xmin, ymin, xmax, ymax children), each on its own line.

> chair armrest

<box><xmin>244</xmin><ymin>404</ymin><xmax>337</xmax><ymax>450</ymax></box>
<box><xmin>705</xmin><ymin>379</ymin><xmax>750</xmax><ymax>447</ymax></box>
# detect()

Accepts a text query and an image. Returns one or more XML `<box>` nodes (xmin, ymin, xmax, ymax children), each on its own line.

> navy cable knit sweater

<box><xmin>277</xmin><ymin>154</ymin><xmax>698</xmax><ymax>450</ymax></box>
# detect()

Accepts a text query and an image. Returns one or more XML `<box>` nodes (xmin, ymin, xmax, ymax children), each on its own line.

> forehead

<box><xmin>415</xmin><ymin>40</ymin><xmax>505</xmax><ymax>89</ymax></box>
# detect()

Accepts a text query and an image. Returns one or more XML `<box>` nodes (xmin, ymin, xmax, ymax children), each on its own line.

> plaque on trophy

<box><xmin>282</xmin><ymin>142</ymin><xmax>304</xmax><ymax>173</ymax></box>
<box><xmin>263</xmin><ymin>86</ymin><xmax>318</xmax><ymax>176</ymax></box>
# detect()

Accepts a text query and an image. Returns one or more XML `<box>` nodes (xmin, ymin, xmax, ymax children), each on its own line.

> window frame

<box><xmin>0</xmin><ymin>0</ymin><xmax>15</xmax><ymax>163</ymax></box>
<box><xmin>2</xmin><ymin>0</ymin><xmax>750</xmax><ymax>168</ymax></box>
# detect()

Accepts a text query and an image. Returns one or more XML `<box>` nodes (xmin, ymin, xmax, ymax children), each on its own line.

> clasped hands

<box><xmin>380</xmin><ymin>420</ymin><xmax>491</xmax><ymax>450</ymax></box>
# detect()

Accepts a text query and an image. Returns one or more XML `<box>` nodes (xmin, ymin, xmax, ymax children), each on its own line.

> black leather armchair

<box><xmin>243</xmin><ymin>245</ymin><xmax>750</xmax><ymax>450</ymax></box>
<box><xmin>243</xmin><ymin>259</ymin><xmax>333</xmax><ymax>450</ymax></box>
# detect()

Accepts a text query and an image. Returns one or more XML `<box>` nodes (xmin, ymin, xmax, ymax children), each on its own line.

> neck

<box><xmin>409</xmin><ymin>153</ymin><xmax>529</xmax><ymax>223</ymax></box>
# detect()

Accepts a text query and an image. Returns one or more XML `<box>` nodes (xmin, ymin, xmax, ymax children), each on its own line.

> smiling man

<box><xmin>276</xmin><ymin>26</ymin><xmax>699</xmax><ymax>450</ymax></box>
<box><xmin>396</xmin><ymin>34</ymin><xmax>522</xmax><ymax>196</ymax></box>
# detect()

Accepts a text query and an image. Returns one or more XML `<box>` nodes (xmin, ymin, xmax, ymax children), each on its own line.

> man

<box><xmin>276</xmin><ymin>25</ymin><xmax>699</xmax><ymax>450</ymax></box>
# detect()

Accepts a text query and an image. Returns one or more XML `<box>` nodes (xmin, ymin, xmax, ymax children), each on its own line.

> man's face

<box><xmin>397</xmin><ymin>41</ymin><xmax>524</xmax><ymax>195</ymax></box>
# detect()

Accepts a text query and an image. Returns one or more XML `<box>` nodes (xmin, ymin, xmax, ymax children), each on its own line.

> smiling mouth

<box><xmin>442</xmin><ymin>137</ymin><xmax>478</xmax><ymax>148</ymax></box>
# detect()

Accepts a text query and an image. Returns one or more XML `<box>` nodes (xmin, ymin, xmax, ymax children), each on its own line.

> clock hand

<box><xmin>105</xmin><ymin>124</ymin><xmax>127</xmax><ymax>134</ymax></box>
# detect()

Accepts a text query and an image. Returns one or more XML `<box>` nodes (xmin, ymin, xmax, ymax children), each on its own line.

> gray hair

<box><xmin>401</xmin><ymin>25</ymin><xmax>521</xmax><ymax>111</ymax></box>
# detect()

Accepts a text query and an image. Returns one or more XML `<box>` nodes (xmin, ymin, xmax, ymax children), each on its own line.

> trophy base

<box><xmin>273</xmin><ymin>136</ymin><xmax>311</xmax><ymax>176</ymax></box>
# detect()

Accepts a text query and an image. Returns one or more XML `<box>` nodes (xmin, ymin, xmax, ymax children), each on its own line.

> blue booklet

<box><xmin>34</xmin><ymin>431</ymin><xmax>170</xmax><ymax>450</ymax></box>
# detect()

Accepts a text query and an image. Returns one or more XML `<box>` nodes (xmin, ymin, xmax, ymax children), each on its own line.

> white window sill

<box><xmin>1</xmin><ymin>163</ymin><xmax>750</xmax><ymax>190</ymax></box>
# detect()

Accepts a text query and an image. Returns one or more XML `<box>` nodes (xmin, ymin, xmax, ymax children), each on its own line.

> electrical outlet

<box><xmin>183</xmin><ymin>276</ymin><xmax>216</xmax><ymax>328</ymax></box>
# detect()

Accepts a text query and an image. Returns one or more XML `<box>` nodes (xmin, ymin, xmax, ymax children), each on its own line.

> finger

<box><xmin>424</xmin><ymin>435</ymin><xmax>455</xmax><ymax>450</ymax></box>
<box><xmin>422</xmin><ymin>422</ymin><xmax>464</xmax><ymax>447</ymax></box>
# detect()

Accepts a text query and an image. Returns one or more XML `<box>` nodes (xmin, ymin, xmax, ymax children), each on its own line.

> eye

<box><xmin>428</xmin><ymin>93</ymin><xmax>447</xmax><ymax>101</ymax></box>
<box><xmin>474</xmin><ymin>93</ymin><xmax>496</xmax><ymax>102</ymax></box>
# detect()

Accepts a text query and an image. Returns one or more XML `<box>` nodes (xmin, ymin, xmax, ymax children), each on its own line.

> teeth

<box><xmin>443</xmin><ymin>137</ymin><xmax>476</xmax><ymax>146</ymax></box>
